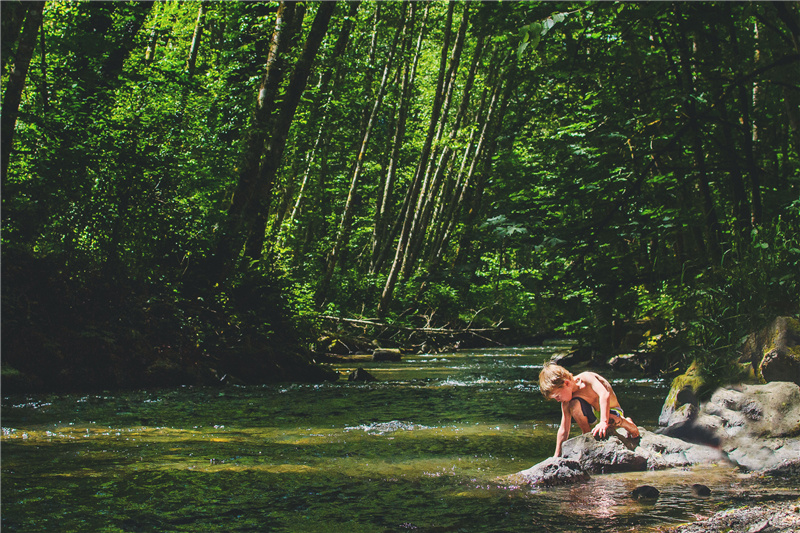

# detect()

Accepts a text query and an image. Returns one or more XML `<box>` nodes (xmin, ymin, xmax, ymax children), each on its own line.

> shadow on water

<box><xmin>2</xmin><ymin>345</ymin><xmax>792</xmax><ymax>531</ymax></box>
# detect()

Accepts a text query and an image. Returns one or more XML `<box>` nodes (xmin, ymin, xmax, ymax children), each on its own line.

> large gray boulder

<box><xmin>508</xmin><ymin>429</ymin><xmax>725</xmax><ymax>486</ymax></box>
<box><xmin>561</xmin><ymin>429</ymin><xmax>725</xmax><ymax>474</ymax></box>
<box><xmin>659</xmin><ymin>381</ymin><xmax>800</xmax><ymax>471</ymax></box>
<box><xmin>512</xmin><ymin>382</ymin><xmax>800</xmax><ymax>486</ymax></box>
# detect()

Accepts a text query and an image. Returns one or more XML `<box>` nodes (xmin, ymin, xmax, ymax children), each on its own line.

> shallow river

<box><xmin>0</xmin><ymin>345</ymin><xmax>778</xmax><ymax>532</ymax></box>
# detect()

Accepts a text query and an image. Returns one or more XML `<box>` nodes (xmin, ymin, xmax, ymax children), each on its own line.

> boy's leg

<box><xmin>568</xmin><ymin>398</ymin><xmax>593</xmax><ymax>434</ymax></box>
<box><xmin>608</xmin><ymin>412</ymin><xmax>640</xmax><ymax>438</ymax></box>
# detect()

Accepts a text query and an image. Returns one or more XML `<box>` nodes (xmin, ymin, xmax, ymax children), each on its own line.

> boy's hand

<box><xmin>592</xmin><ymin>421</ymin><xmax>609</xmax><ymax>438</ymax></box>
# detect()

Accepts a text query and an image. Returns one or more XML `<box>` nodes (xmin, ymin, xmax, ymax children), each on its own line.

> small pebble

<box><xmin>691</xmin><ymin>483</ymin><xmax>711</xmax><ymax>497</ymax></box>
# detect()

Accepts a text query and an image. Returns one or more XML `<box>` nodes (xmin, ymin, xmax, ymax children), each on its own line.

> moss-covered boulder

<box><xmin>659</xmin><ymin>360</ymin><xmax>706</xmax><ymax>427</ymax></box>
<box><xmin>739</xmin><ymin>316</ymin><xmax>800</xmax><ymax>386</ymax></box>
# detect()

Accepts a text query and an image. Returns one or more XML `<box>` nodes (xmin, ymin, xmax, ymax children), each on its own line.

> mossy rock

<box><xmin>740</xmin><ymin>316</ymin><xmax>800</xmax><ymax>386</ymax></box>
<box><xmin>658</xmin><ymin>360</ymin><xmax>705</xmax><ymax>427</ymax></box>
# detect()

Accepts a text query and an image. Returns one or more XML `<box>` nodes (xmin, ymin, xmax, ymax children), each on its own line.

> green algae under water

<box><xmin>0</xmin><ymin>346</ymin><xmax>784</xmax><ymax>532</ymax></box>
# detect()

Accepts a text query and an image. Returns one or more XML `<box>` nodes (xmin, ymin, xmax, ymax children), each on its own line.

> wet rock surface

<box><xmin>515</xmin><ymin>382</ymin><xmax>800</xmax><ymax>486</ymax></box>
<box><xmin>507</xmin><ymin>456</ymin><xmax>591</xmax><ymax>487</ymax></box>
<box><xmin>631</xmin><ymin>485</ymin><xmax>660</xmax><ymax>500</ymax></box>
<box><xmin>511</xmin><ymin>380</ymin><xmax>800</xmax><ymax>531</ymax></box>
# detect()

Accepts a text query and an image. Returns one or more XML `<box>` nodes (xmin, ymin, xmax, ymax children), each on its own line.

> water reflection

<box><xmin>1</xmin><ymin>345</ymin><xmax>792</xmax><ymax>532</ymax></box>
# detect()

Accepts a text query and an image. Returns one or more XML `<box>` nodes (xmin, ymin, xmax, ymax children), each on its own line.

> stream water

<box><xmin>0</xmin><ymin>345</ymin><xmax>784</xmax><ymax>532</ymax></box>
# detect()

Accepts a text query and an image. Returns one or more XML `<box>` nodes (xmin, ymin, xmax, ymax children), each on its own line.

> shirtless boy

<box><xmin>539</xmin><ymin>363</ymin><xmax>640</xmax><ymax>457</ymax></box>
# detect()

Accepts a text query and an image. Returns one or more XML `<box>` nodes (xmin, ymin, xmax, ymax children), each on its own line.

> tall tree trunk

<box><xmin>455</xmin><ymin>57</ymin><xmax>514</xmax><ymax>268</ymax></box>
<box><xmin>403</xmin><ymin>2</ymin><xmax>470</xmax><ymax>277</ymax></box>
<box><xmin>144</xmin><ymin>9</ymin><xmax>159</xmax><ymax>63</ymax></box>
<box><xmin>750</xmin><ymin>20</ymin><xmax>764</xmax><ymax>226</ymax></box>
<box><xmin>712</xmin><ymin>6</ymin><xmax>750</xmax><ymax>240</ymax></box>
<box><xmin>1</xmin><ymin>1</ymin><xmax>30</xmax><ymax>76</ymax></box>
<box><xmin>186</xmin><ymin>1</ymin><xmax>207</xmax><ymax>76</ymax></box>
<box><xmin>674</xmin><ymin>7</ymin><xmax>722</xmax><ymax>263</ymax></box>
<box><xmin>772</xmin><ymin>2</ymin><xmax>800</xmax><ymax>156</ymax></box>
<box><xmin>440</xmin><ymin>44</ymin><xmax>505</xmax><ymax>268</ymax></box>
<box><xmin>427</xmin><ymin>32</ymin><xmax>486</xmax><ymax>269</ymax></box>
<box><xmin>99</xmin><ymin>2</ymin><xmax>153</xmax><ymax>81</ymax></box>
<box><xmin>39</xmin><ymin>13</ymin><xmax>49</xmax><ymax>113</ymax></box>
<box><xmin>208</xmin><ymin>1</ymin><xmax>301</xmax><ymax>280</ymax></box>
<box><xmin>277</xmin><ymin>1</ymin><xmax>361</xmax><ymax>254</ymax></box>
<box><xmin>241</xmin><ymin>2</ymin><xmax>337</xmax><ymax>264</ymax></box>
<box><xmin>1</xmin><ymin>1</ymin><xmax>44</xmax><ymax>182</ymax></box>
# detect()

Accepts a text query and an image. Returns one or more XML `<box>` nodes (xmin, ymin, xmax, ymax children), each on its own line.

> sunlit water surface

<box><xmin>2</xmin><ymin>345</ymin><xmax>789</xmax><ymax>531</ymax></box>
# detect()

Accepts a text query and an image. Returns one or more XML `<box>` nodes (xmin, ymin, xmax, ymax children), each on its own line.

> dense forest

<box><xmin>2</xmin><ymin>0</ymin><xmax>798</xmax><ymax>392</ymax></box>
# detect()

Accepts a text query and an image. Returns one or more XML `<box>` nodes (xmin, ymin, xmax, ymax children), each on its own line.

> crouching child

<box><xmin>539</xmin><ymin>363</ymin><xmax>640</xmax><ymax>457</ymax></box>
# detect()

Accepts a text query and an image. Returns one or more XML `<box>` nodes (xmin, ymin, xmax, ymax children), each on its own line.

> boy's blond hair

<box><xmin>538</xmin><ymin>363</ymin><xmax>573</xmax><ymax>398</ymax></box>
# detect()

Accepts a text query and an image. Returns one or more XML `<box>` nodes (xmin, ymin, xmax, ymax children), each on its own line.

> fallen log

<box><xmin>319</xmin><ymin>315</ymin><xmax>509</xmax><ymax>335</ymax></box>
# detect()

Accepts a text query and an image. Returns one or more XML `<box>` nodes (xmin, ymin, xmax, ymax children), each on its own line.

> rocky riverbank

<box><xmin>507</xmin><ymin>378</ymin><xmax>800</xmax><ymax>531</ymax></box>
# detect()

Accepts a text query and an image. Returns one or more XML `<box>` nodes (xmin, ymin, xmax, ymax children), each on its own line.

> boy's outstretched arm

<box><xmin>587</xmin><ymin>374</ymin><xmax>612</xmax><ymax>438</ymax></box>
<box><xmin>554</xmin><ymin>401</ymin><xmax>572</xmax><ymax>457</ymax></box>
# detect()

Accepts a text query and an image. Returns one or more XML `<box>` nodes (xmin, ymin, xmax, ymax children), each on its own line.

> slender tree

<box><xmin>318</xmin><ymin>1</ymin><xmax>407</xmax><ymax>302</ymax></box>
<box><xmin>378</xmin><ymin>1</ymin><xmax>455</xmax><ymax>318</ymax></box>
<box><xmin>370</xmin><ymin>1</ymin><xmax>429</xmax><ymax>275</ymax></box>
<box><xmin>1</xmin><ymin>1</ymin><xmax>45</xmax><ymax>181</ymax></box>
<box><xmin>402</xmin><ymin>1</ymin><xmax>471</xmax><ymax>277</ymax></box>
<box><xmin>186</xmin><ymin>1</ymin><xmax>207</xmax><ymax>76</ymax></box>
<box><xmin>208</xmin><ymin>1</ymin><xmax>302</xmax><ymax>281</ymax></box>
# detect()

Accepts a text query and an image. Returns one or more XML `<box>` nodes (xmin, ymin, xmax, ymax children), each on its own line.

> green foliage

<box><xmin>517</xmin><ymin>11</ymin><xmax>567</xmax><ymax>59</ymax></box>
<box><xmin>3</xmin><ymin>0</ymin><xmax>799</xmax><ymax>390</ymax></box>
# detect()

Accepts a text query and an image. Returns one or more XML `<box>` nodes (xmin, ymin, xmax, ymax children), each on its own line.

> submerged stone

<box><xmin>372</xmin><ymin>348</ymin><xmax>403</xmax><ymax>361</ymax></box>
<box><xmin>348</xmin><ymin>367</ymin><xmax>377</xmax><ymax>382</ymax></box>
<box><xmin>631</xmin><ymin>485</ymin><xmax>660</xmax><ymax>500</ymax></box>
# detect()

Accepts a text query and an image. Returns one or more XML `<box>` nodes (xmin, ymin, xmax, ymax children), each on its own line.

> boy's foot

<box><xmin>621</xmin><ymin>417</ymin><xmax>640</xmax><ymax>438</ymax></box>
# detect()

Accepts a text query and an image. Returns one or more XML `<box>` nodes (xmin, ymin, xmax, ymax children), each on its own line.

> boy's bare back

<box><xmin>571</xmin><ymin>371</ymin><xmax>622</xmax><ymax>411</ymax></box>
